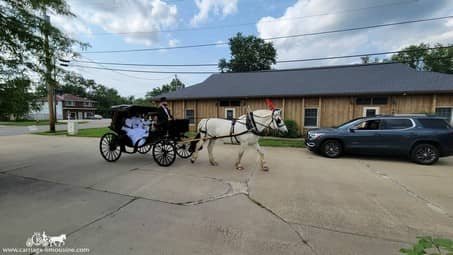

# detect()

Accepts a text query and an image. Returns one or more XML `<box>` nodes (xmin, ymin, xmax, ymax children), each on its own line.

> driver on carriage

<box><xmin>155</xmin><ymin>97</ymin><xmax>174</xmax><ymax>131</ymax></box>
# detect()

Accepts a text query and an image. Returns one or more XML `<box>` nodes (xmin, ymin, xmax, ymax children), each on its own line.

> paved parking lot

<box><xmin>0</xmin><ymin>135</ymin><xmax>452</xmax><ymax>254</ymax></box>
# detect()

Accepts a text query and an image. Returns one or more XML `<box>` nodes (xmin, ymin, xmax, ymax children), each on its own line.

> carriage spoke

<box><xmin>100</xmin><ymin>133</ymin><xmax>121</xmax><ymax>162</ymax></box>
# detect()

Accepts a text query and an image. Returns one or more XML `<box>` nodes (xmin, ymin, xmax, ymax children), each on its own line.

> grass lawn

<box><xmin>36</xmin><ymin>127</ymin><xmax>109</xmax><ymax>137</ymax></box>
<box><xmin>0</xmin><ymin>120</ymin><xmax>88</xmax><ymax>126</ymax></box>
<box><xmin>259</xmin><ymin>138</ymin><xmax>305</xmax><ymax>148</ymax></box>
<box><xmin>0</xmin><ymin>120</ymin><xmax>62</xmax><ymax>126</ymax></box>
<box><xmin>36</xmin><ymin>128</ymin><xmax>304</xmax><ymax>148</ymax></box>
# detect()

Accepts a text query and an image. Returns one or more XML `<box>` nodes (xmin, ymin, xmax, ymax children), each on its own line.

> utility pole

<box><xmin>43</xmin><ymin>10</ymin><xmax>55</xmax><ymax>132</ymax></box>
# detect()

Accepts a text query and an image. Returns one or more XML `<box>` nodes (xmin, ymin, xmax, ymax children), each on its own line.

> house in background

<box><xmin>28</xmin><ymin>93</ymin><xmax>96</xmax><ymax>120</ymax></box>
<box><xmin>159</xmin><ymin>62</ymin><xmax>453</xmax><ymax>133</ymax></box>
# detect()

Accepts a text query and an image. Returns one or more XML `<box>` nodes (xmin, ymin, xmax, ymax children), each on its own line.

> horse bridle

<box><xmin>248</xmin><ymin>109</ymin><xmax>285</xmax><ymax>133</ymax></box>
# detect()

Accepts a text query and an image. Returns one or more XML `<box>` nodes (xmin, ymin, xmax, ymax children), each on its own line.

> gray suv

<box><xmin>305</xmin><ymin>116</ymin><xmax>453</xmax><ymax>165</ymax></box>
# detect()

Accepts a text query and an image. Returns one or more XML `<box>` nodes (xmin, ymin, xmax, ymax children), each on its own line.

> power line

<box><xmin>83</xmin><ymin>15</ymin><xmax>453</xmax><ymax>54</ymax></box>
<box><xmin>86</xmin><ymin>0</ymin><xmax>417</xmax><ymax>36</ymax></box>
<box><xmin>73</xmin><ymin>57</ymin><xmax>177</xmax><ymax>81</ymax></box>
<box><xmin>70</xmin><ymin>46</ymin><xmax>453</xmax><ymax>74</ymax></box>
<box><xmin>69</xmin><ymin>65</ymin><xmax>218</xmax><ymax>74</ymax></box>
<box><xmin>73</xmin><ymin>45</ymin><xmax>453</xmax><ymax>67</ymax></box>
<box><xmin>73</xmin><ymin>59</ymin><xmax>218</xmax><ymax>67</ymax></box>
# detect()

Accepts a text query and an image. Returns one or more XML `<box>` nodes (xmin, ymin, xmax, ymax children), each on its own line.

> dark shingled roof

<box><xmin>160</xmin><ymin>62</ymin><xmax>453</xmax><ymax>100</ymax></box>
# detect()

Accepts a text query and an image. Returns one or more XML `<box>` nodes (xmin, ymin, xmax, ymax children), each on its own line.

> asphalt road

<box><xmin>0</xmin><ymin>119</ymin><xmax>110</xmax><ymax>136</ymax></box>
<box><xmin>0</xmin><ymin>135</ymin><xmax>452</xmax><ymax>254</ymax></box>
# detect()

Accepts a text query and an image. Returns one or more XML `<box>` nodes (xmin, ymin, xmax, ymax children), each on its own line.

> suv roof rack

<box><xmin>371</xmin><ymin>114</ymin><xmax>428</xmax><ymax>117</ymax></box>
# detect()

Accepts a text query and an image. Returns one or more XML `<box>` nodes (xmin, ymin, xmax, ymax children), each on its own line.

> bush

<box><xmin>400</xmin><ymin>236</ymin><xmax>453</xmax><ymax>254</ymax></box>
<box><xmin>266</xmin><ymin>119</ymin><xmax>300</xmax><ymax>138</ymax></box>
<box><xmin>282</xmin><ymin>119</ymin><xmax>300</xmax><ymax>138</ymax></box>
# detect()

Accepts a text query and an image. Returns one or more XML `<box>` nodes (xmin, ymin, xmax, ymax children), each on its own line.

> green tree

<box><xmin>35</xmin><ymin>72</ymin><xmax>91</xmax><ymax>98</ymax></box>
<box><xmin>89</xmin><ymin>84</ymin><xmax>131</xmax><ymax>116</ymax></box>
<box><xmin>218</xmin><ymin>33</ymin><xmax>277</xmax><ymax>72</ymax></box>
<box><xmin>391</xmin><ymin>43</ymin><xmax>430</xmax><ymax>70</ymax></box>
<box><xmin>146</xmin><ymin>77</ymin><xmax>185</xmax><ymax>98</ymax></box>
<box><xmin>0</xmin><ymin>78</ymin><xmax>38</xmax><ymax>120</ymax></box>
<box><xmin>391</xmin><ymin>43</ymin><xmax>453</xmax><ymax>74</ymax></box>
<box><xmin>132</xmin><ymin>97</ymin><xmax>153</xmax><ymax>106</ymax></box>
<box><xmin>360</xmin><ymin>56</ymin><xmax>380</xmax><ymax>64</ymax></box>
<box><xmin>0</xmin><ymin>0</ymin><xmax>87</xmax><ymax>131</ymax></box>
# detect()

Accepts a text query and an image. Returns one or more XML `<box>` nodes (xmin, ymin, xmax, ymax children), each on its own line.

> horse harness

<box><xmin>198</xmin><ymin>109</ymin><xmax>284</xmax><ymax>141</ymax></box>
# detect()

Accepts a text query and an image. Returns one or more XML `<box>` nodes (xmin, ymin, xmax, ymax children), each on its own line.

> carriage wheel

<box><xmin>100</xmin><ymin>133</ymin><xmax>122</xmax><ymax>162</ymax></box>
<box><xmin>152</xmin><ymin>139</ymin><xmax>176</xmax><ymax>167</ymax></box>
<box><xmin>176</xmin><ymin>143</ymin><xmax>193</xmax><ymax>158</ymax></box>
<box><xmin>138</xmin><ymin>144</ymin><xmax>152</xmax><ymax>154</ymax></box>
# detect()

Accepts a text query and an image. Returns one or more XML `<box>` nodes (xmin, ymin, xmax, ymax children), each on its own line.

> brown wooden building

<box><xmin>160</xmin><ymin>63</ymin><xmax>453</xmax><ymax>133</ymax></box>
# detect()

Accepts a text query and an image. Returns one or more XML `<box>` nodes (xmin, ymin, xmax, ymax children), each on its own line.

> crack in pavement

<box><xmin>241</xmin><ymin>167</ymin><xmax>318</xmax><ymax>254</ymax></box>
<box><xmin>1</xmin><ymin>170</ymin><xmax>244</xmax><ymax>207</ymax></box>
<box><xmin>289</xmin><ymin>221</ymin><xmax>411</xmax><ymax>245</ymax></box>
<box><xmin>0</xmin><ymin>164</ymin><xmax>32</xmax><ymax>173</ymax></box>
<box><xmin>5</xmin><ymin>165</ymin><xmax>318</xmax><ymax>254</ymax></box>
<box><xmin>246</xmin><ymin>195</ymin><xmax>318</xmax><ymax>255</ymax></box>
<box><xmin>67</xmin><ymin>197</ymin><xmax>138</xmax><ymax>237</ymax></box>
<box><xmin>359</xmin><ymin>160</ymin><xmax>453</xmax><ymax>220</ymax></box>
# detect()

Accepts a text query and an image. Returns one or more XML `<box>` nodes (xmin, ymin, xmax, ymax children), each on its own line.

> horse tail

<box><xmin>189</xmin><ymin>132</ymin><xmax>201</xmax><ymax>152</ymax></box>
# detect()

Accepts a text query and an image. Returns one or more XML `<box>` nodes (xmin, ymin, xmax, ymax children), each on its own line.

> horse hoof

<box><xmin>236</xmin><ymin>166</ymin><xmax>244</xmax><ymax>170</ymax></box>
<box><xmin>210</xmin><ymin>161</ymin><xmax>218</xmax><ymax>166</ymax></box>
<box><xmin>262</xmin><ymin>166</ymin><xmax>269</xmax><ymax>172</ymax></box>
<box><xmin>190</xmin><ymin>159</ymin><xmax>195</xmax><ymax>164</ymax></box>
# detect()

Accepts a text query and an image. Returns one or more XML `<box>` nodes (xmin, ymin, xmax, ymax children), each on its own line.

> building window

<box><xmin>356</xmin><ymin>96</ymin><xmax>388</xmax><ymax>105</ymax></box>
<box><xmin>185</xmin><ymin>109</ymin><xmax>195</xmax><ymax>124</ymax></box>
<box><xmin>219</xmin><ymin>99</ymin><xmax>241</xmax><ymax>107</ymax></box>
<box><xmin>356</xmin><ymin>97</ymin><xmax>372</xmax><ymax>105</ymax></box>
<box><xmin>65</xmin><ymin>101</ymin><xmax>74</xmax><ymax>106</ymax></box>
<box><xmin>225</xmin><ymin>108</ymin><xmax>235</xmax><ymax>120</ymax></box>
<box><xmin>435</xmin><ymin>107</ymin><xmax>453</xmax><ymax>123</ymax></box>
<box><xmin>363</xmin><ymin>107</ymin><xmax>380</xmax><ymax>117</ymax></box>
<box><xmin>304</xmin><ymin>108</ymin><xmax>318</xmax><ymax>127</ymax></box>
<box><xmin>372</xmin><ymin>97</ymin><xmax>388</xmax><ymax>105</ymax></box>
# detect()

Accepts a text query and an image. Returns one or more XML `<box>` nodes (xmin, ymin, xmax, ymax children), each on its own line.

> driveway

<box><xmin>0</xmin><ymin>135</ymin><xmax>452</xmax><ymax>254</ymax></box>
<box><xmin>0</xmin><ymin>119</ymin><xmax>110</xmax><ymax>136</ymax></box>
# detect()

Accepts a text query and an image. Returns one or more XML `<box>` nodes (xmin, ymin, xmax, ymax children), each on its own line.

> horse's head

<box><xmin>270</xmin><ymin>109</ymin><xmax>288</xmax><ymax>133</ymax></box>
<box><xmin>252</xmin><ymin>109</ymin><xmax>288</xmax><ymax>133</ymax></box>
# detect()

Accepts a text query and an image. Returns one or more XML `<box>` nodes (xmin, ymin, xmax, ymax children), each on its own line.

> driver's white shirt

<box><xmin>162</xmin><ymin>106</ymin><xmax>171</xmax><ymax>120</ymax></box>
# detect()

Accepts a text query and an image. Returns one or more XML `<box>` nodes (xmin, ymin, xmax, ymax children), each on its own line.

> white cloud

<box><xmin>168</xmin><ymin>39</ymin><xmax>179</xmax><ymax>47</ymax></box>
<box><xmin>257</xmin><ymin>0</ymin><xmax>453</xmax><ymax>69</ymax></box>
<box><xmin>50</xmin><ymin>14</ymin><xmax>92</xmax><ymax>36</ymax></box>
<box><xmin>191</xmin><ymin>0</ymin><xmax>238</xmax><ymax>26</ymax></box>
<box><xmin>68</xmin><ymin>0</ymin><xmax>178</xmax><ymax>46</ymax></box>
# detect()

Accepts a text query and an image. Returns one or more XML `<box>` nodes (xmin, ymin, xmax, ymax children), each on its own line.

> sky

<box><xmin>51</xmin><ymin>0</ymin><xmax>453</xmax><ymax>98</ymax></box>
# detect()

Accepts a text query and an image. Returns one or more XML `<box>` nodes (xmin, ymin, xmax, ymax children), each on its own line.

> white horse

<box><xmin>189</xmin><ymin>109</ymin><xmax>288</xmax><ymax>171</ymax></box>
<box><xmin>49</xmin><ymin>234</ymin><xmax>66</xmax><ymax>247</ymax></box>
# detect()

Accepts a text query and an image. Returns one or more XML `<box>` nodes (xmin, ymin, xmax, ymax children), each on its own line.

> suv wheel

<box><xmin>321</xmin><ymin>140</ymin><xmax>343</xmax><ymax>158</ymax></box>
<box><xmin>411</xmin><ymin>144</ymin><xmax>439</xmax><ymax>165</ymax></box>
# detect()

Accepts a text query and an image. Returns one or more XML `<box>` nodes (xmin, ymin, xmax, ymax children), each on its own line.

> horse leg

<box><xmin>207</xmin><ymin>139</ymin><xmax>218</xmax><ymax>166</ymax></box>
<box><xmin>255</xmin><ymin>143</ymin><xmax>269</xmax><ymax>171</ymax></box>
<box><xmin>235</xmin><ymin>142</ymin><xmax>248</xmax><ymax>170</ymax></box>
<box><xmin>190</xmin><ymin>138</ymin><xmax>205</xmax><ymax>163</ymax></box>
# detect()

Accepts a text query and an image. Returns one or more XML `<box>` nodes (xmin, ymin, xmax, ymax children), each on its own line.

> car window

<box><xmin>418</xmin><ymin>118</ymin><xmax>451</xmax><ymax>129</ymax></box>
<box><xmin>334</xmin><ymin>118</ymin><xmax>363</xmax><ymax>128</ymax></box>
<box><xmin>353</xmin><ymin>119</ymin><xmax>382</xmax><ymax>130</ymax></box>
<box><xmin>382</xmin><ymin>119</ymin><xmax>413</xmax><ymax>130</ymax></box>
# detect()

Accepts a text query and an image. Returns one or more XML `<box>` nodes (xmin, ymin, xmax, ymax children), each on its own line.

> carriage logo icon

<box><xmin>25</xmin><ymin>232</ymin><xmax>67</xmax><ymax>247</ymax></box>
